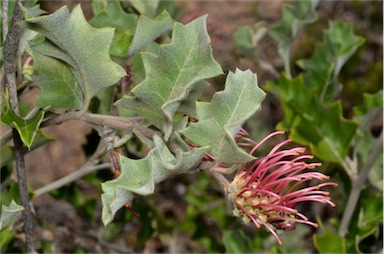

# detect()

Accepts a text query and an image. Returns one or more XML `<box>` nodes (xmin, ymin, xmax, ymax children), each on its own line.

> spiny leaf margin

<box><xmin>23</xmin><ymin>4</ymin><xmax>126</xmax><ymax>109</ymax></box>
<box><xmin>181</xmin><ymin>68</ymin><xmax>266</xmax><ymax>165</ymax></box>
<box><xmin>115</xmin><ymin>15</ymin><xmax>223</xmax><ymax>140</ymax></box>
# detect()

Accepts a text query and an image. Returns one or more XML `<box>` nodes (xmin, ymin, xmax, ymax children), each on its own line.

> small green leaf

<box><xmin>326</xmin><ymin>21</ymin><xmax>365</xmax><ymax>65</ymax></box>
<box><xmin>223</xmin><ymin>230</ymin><xmax>255</xmax><ymax>253</ymax></box>
<box><xmin>0</xmin><ymin>227</ymin><xmax>13</xmax><ymax>252</ymax></box>
<box><xmin>89</xmin><ymin>0</ymin><xmax>138</xmax><ymax>57</ymax></box>
<box><xmin>128</xmin><ymin>11</ymin><xmax>173</xmax><ymax>57</ymax></box>
<box><xmin>358</xmin><ymin>193</ymin><xmax>383</xmax><ymax>234</ymax></box>
<box><xmin>127</xmin><ymin>10</ymin><xmax>173</xmax><ymax>58</ymax></box>
<box><xmin>274</xmin><ymin>75</ymin><xmax>357</xmax><ymax>165</ymax></box>
<box><xmin>24</xmin><ymin>5</ymin><xmax>126</xmax><ymax>108</ymax></box>
<box><xmin>101</xmin><ymin>135</ymin><xmax>208</xmax><ymax>225</ymax></box>
<box><xmin>0</xmin><ymin>93</ymin><xmax>45</xmax><ymax>148</ymax></box>
<box><xmin>297</xmin><ymin>22</ymin><xmax>365</xmax><ymax>102</ymax></box>
<box><xmin>313</xmin><ymin>229</ymin><xmax>347</xmax><ymax>253</ymax></box>
<box><xmin>91</xmin><ymin>0</ymin><xmax>105</xmax><ymax>16</ymax></box>
<box><xmin>296</xmin><ymin>40</ymin><xmax>335</xmax><ymax>100</ymax></box>
<box><xmin>115</xmin><ymin>16</ymin><xmax>223</xmax><ymax>139</ymax></box>
<box><xmin>0</xmin><ymin>200</ymin><xmax>24</xmax><ymax>231</ymax></box>
<box><xmin>313</xmin><ymin>218</ymin><xmax>354</xmax><ymax>254</ymax></box>
<box><xmin>234</xmin><ymin>26</ymin><xmax>254</xmax><ymax>49</ymax></box>
<box><xmin>181</xmin><ymin>69</ymin><xmax>265</xmax><ymax>165</ymax></box>
<box><xmin>354</xmin><ymin>91</ymin><xmax>383</xmax><ymax>116</ymax></box>
<box><xmin>269</xmin><ymin>0</ymin><xmax>319</xmax><ymax>76</ymax></box>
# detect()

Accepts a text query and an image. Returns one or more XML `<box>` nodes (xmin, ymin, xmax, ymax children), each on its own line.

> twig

<box><xmin>72</xmin><ymin>229</ymin><xmax>134</xmax><ymax>253</ymax></box>
<box><xmin>13</xmin><ymin>129</ymin><xmax>35</xmax><ymax>252</ymax></box>
<box><xmin>338</xmin><ymin>131</ymin><xmax>383</xmax><ymax>237</ymax></box>
<box><xmin>2</xmin><ymin>0</ymin><xmax>8</xmax><ymax>43</ymax></box>
<box><xmin>42</xmin><ymin>112</ymin><xmax>160</xmax><ymax>139</ymax></box>
<box><xmin>34</xmin><ymin>141</ymin><xmax>107</xmax><ymax>197</ymax></box>
<box><xmin>3</xmin><ymin>0</ymin><xmax>25</xmax><ymax>114</ymax></box>
<box><xmin>0</xmin><ymin>128</ymin><xmax>13</xmax><ymax>146</ymax></box>
<box><xmin>3</xmin><ymin>0</ymin><xmax>36</xmax><ymax>252</ymax></box>
<box><xmin>40</xmin><ymin>109</ymin><xmax>87</xmax><ymax>127</ymax></box>
<box><xmin>34</xmin><ymin>163</ymin><xmax>110</xmax><ymax>197</ymax></box>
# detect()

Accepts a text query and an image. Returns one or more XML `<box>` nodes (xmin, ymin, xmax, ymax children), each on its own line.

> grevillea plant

<box><xmin>0</xmin><ymin>0</ymin><xmax>381</xmax><ymax>253</ymax></box>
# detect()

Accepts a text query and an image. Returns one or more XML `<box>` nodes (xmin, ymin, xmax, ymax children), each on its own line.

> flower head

<box><xmin>228</xmin><ymin>130</ymin><xmax>337</xmax><ymax>245</ymax></box>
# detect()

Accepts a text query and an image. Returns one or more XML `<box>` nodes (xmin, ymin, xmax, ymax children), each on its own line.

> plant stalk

<box><xmin>3</xmin><ymin>0</ymin><xmax>36</xmax><ymax>252</ymax></box>
<box><xmin>338</xmin><ymin>131</ymin><xmax>383</xmax><ymax>237</ymax></box>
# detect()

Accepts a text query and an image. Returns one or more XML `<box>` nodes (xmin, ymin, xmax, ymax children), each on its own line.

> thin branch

<box><xmin>72</xmin><ymin>229</ymin><xmax>134</xmax><ymax>253</ymax></box>
<box><xmin>42</xmin><ymin>112</ymin><xmax>160</xmax><ymax>139</ymax></box>
<box><xmin>34</xmin><ymin>141</ymin><xmax>107</xmax><ymax>197</ymax></box>
<box><xmin>0</xmin><ymin>128</ymin><xmax>13</xmax><ymax>146</ymax></box>
<box><xmin>13</xmin><ymin>129</ymin><xmax>35</xmax><ymax>252</ymax></box>
<box><xmin>34</xmin><ymin>163</ymin><xmax>110</xmax><ymax>197</ymax></box>
<box><xmin>338</xmin><ymin>131</ymin><xmax>383</xmax><ymax>237</ymax></box>
<box><xmin>40</xmin><ymin>109</ymin><xmax>87</xmax><ymax>127</ymax></box>
<box><xmin>208</xmin><ymin>170</ymin><xmax>231</xmax><ymax>190</ymax></box>
<box><xmin>2</xmin><ymin>0</ymin><xmax>8</xmax><ymax>43</ymax></box>
<box><xmin>4</xmin><ymin>0</ymin><xmax>25</xmax><ymax>114</ymax></box>
<box><xmin>3</xmin><ymin>0</ymin><xmax>35</xmax><ymax>252</ymax></box>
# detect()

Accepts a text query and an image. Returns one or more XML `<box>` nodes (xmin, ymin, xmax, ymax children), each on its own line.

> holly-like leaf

<box><xmin>115</xmin><ymin>16</ymin><xmax>223</xmax><ymax>139</ymax></box>
<box><xmin>29</xmin><ymin>49</ymin><xmax>82</xmax><ymax>109</ymax></box>
<box><xmin>101</xmin><ymin>135</ymin><xmax>208</xmax><ymax>225</ymax></box>
<box><xmin>272</xmin><ymin>75</ymin><xmax>357</xmax><ymax>165</ymax></box>
<box><xmin>89</xmin><ymin>0</ymin><xmax>138</xmax><ymax>57</ymax></box>
<box><xmin>354</xmin><ymin>91</ymin><xmax>383</xmax><ymax>117</ymax></box>
<box><xmin>0</xmin><ymin>200</ymin><xmax>24</xmax><ymax>231</ymax></box>
<box><xmin>127</xmin><ymin>10</ymin><xmax>173</xmax><ymax>58</ymax></box>
<box><xmin>297</xmin><ymin>21</ymin><xmax>365</xmax><ymax>102</ymax></box>
<box><xmin>269</xmin><ymin>0</ymin><xmax>319</xmax><ymax>76</ymax></box>
<box><xmin>24</xmin><ymin>5</ymin><xmax>126</xmax><ymax>108</ymax></box>
<box><xmin>0</xmin><ymin>92</ymin><xmax>45</xmax><ymax>148</ymax></box>
<box><xmin>181</xmin><ymin>69</ymin><xmax>265</xmax><ymax>165</ymax></box>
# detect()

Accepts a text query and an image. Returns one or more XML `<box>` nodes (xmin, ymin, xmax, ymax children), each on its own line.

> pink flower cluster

<box><xmin>228</xmin><ymin>130</ymin><xmax>337</xmax><ymax>245</ymax></box>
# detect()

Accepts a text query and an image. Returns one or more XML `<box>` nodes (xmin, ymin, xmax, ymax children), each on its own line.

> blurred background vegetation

<box><xmin>1</xmin><ymin>0</ymin><xmax>382</xmax><ymax>253</ymax></box>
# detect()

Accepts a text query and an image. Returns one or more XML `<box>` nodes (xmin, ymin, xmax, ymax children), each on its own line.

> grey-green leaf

<box><xmin>181</xmin><ymin>69</ymin><xmax>266</xmax><ymax>165</ymax></box>
<box><xmin>115</xmin><ymin>16</ymin><xmax>223</xmax><ymax>139</ymax></box>
<box><xmin>24</xmin><ymin>5</ymin><xmax>126</xmax><ymax>107</ymax></box>
<box><xmin>101</xmin><ymin>135</ymin><xmax>208</xmax><ymax>225</ymax></box>
<box><xmin>30</xmin><ymin>49</ymin><xmax>82</xmax><ymax>109</ymax></box>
